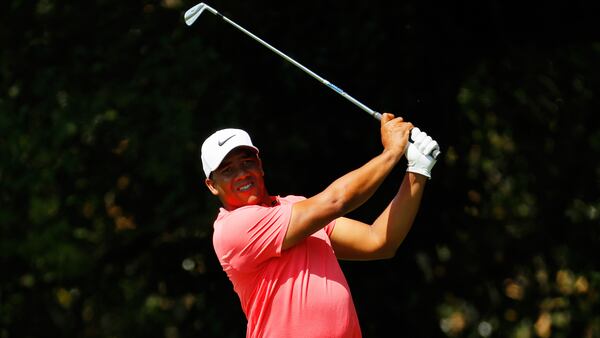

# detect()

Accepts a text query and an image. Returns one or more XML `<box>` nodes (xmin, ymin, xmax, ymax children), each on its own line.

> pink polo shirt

<box><xmin>212</xmin><ymin>195</ymin><xmax>361</xmax><ymax>338</ymax></box>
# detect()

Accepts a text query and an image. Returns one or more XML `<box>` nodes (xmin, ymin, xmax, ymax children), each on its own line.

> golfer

<box><xmin>201</xmin><ymin>113</ymin><xmax>439</xmax><ymax>337</ymax></box>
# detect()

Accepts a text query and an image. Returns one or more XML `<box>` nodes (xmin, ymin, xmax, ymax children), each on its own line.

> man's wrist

<box><xmin>406</xmin><ymin>167</ymin><xmax>431</xmax><ymax>179</ymax></box>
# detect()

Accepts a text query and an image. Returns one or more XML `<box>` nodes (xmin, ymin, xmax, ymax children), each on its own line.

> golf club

<box><xmin>184</xmin><ymin>3</ymin><xmax>440</xmax><ymax>159</ymax></box>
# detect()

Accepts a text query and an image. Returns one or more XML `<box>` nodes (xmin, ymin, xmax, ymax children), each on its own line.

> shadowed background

<box><xmin>1</xmin><ymin>0</ymin><xmax>599</xmax><ymax>337</ymax></box>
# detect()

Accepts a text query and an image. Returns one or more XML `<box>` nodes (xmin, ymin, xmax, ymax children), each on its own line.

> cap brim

<box><xmin>206</xmin><ymin>145</ymin><xmax>259</xmax><ymax>177</ymax></box>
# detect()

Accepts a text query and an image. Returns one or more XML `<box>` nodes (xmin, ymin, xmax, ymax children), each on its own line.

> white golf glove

<box><xmin>406</xmin><ymin>127</ymin><xmax>440</xmax><ymax>179</ymax></box>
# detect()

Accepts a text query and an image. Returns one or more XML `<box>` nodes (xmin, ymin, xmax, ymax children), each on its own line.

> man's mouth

<box><xmin>238</xmin><ymin>182</ymin><xmax>254</xmax><ymax>192</ymax></box>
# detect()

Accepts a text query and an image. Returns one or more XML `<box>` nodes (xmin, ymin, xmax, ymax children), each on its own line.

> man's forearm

<box><xmin>323</xmin><ymin>149</ymin><xmax>403</xmax><ymax>216</ymax></box>
<box><xmin>286</xmin><ymin>148</ymin><xmax>406</xmax><ymax>250</ymax></box>
<box><xmin>372</xmin><ymin>172</ymin><xmax>427</xmax><ymax>254</ymax></box>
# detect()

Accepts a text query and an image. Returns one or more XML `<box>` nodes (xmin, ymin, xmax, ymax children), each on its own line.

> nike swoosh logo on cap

<box><xmin>218</xmin><ymin>134</ymin><xmax>236</xmax><ymax>146</ymax></box>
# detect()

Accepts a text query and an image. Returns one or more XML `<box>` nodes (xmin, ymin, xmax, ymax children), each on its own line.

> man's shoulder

<box><xmin>217</xmin><ymin>204</ymin><xmax>262</xmax><ymax>220</ymax></box>
<box><xmin>215</xmin><ymin>195</ymin><xmax>306</xmax><ymax>224</ymax></box>
<box><xmin>279</xmin><ymin>195</ymin><xmax>306</xmax><ymax>203</ymax></box>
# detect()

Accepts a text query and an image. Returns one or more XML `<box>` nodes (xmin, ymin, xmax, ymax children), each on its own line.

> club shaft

<box><xmin>201</xmin><ymin>6</ymin><xmax>440</xmax><ymax>160</ymax></box>
<box><xmin>214</xmin><ymin>12</ymin><xmax>382</xmax><ymax>121</ymax></box>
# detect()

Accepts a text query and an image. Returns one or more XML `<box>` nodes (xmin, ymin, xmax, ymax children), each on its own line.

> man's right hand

<box><xmin>380</xmin><ymin>113</ymin><xmax>413</xmax><ymax>157</ymax></box>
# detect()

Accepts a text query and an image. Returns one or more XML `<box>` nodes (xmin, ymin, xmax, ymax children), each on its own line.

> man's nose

<box><xmin>232</xmin><ymin>165</ymin><xmax>250</xmax><ymax>179</ymax></box>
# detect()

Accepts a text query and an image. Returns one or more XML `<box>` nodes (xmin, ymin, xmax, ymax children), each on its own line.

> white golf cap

<box><xmin>201</xmin><ymin>128</ymin><xmax>259</xmax><ymax>178</ymax></box>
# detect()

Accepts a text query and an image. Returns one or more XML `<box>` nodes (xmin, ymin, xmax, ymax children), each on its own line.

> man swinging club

<box><xmin>201</xmin><ymin>113</ymin><xmax>440</xmax><ymax>337</ymax></box>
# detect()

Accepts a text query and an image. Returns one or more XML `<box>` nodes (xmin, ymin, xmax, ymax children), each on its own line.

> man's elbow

<box><xmin>365</xmin><ymin>231</ymin><xmax>404</xmax><ymax>260</ymax></box>
<box><xmin>377</xmin><ymin>246</ymin><xmax>400</xmax><ymax>259</ymax></box>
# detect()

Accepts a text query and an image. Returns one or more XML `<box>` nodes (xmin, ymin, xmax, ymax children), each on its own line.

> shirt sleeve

<box><xmin>215</xmin><ymin>203</ymin><xmax>292</xmax><ymax>273</ymax></box>
<box><xmin>324</xmin><ymin>218</ymin><xmax>337</xmax><ymax>237</ymax></box>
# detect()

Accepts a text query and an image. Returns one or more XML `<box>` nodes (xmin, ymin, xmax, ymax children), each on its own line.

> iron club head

<box><xmin>184</xmin><ymin>3</ymin><xmax>217</xmax><ymax>26</ymax></box>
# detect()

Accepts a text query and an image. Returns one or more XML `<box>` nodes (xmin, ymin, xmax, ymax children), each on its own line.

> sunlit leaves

<box><xmin>443</xmin><ymin>43</ymin><xmax>600</xmax><ymax>337</ymax></box>
<box><xmin>2</xmin><ymin>1</ymin><xmax>599</xmax><ymax>337</ymax></box>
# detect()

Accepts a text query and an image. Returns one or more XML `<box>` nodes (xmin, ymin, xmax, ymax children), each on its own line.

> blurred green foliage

<box><xmin>1</xmin><ymin>0</ymin><xmax>598</xmax><ymax>337</ymax></box>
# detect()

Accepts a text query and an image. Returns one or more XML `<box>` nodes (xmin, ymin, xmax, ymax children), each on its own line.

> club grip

<box><xmin>373</xmin><ymin>113</ymin><xmax>440</xmax><ymax>159</ymax></box>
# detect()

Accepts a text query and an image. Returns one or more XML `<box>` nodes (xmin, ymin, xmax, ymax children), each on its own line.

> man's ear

<box><xmin>205</xmin><ymin>178</ymin><xmax>219</xmax><ymax>196</ymax></box>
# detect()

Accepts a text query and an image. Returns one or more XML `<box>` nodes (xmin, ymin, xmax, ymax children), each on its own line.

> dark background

<box><xmin>1</xmin><ymin>0</ymin><xmax>599</xmax><ymax>337</ymax></box>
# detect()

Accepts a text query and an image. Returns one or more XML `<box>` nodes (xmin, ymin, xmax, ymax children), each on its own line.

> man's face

<box><xmin>205</xmin><ymin>147</ymin><xmax>267</xmax><ymax>210</ymax></box>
